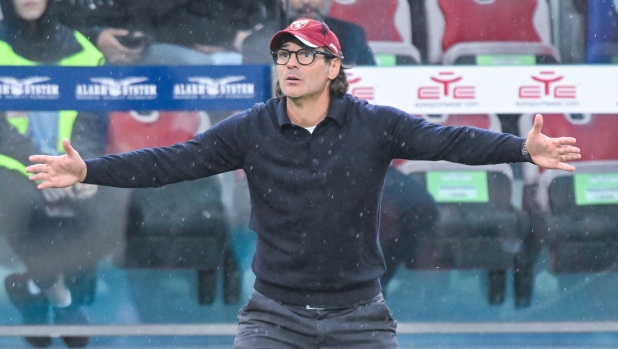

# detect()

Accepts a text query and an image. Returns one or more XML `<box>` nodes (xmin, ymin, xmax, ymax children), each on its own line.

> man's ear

<box><xmin>327</xmin><ymin>58</ymin><xmax>341</xmax><ymax>80</ymax></box>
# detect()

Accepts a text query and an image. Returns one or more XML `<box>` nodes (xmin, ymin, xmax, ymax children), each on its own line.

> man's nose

<box><xmin>286</xmin><ymin>52</ymin><xmax>301</xmax><ymax>67</ymax></box>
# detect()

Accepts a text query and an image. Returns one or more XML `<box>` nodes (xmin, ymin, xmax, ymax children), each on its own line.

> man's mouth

<box><xmin>23</xmin><ymin>1</ymin><xmax>40</xmax><ymax>8</ymax></box>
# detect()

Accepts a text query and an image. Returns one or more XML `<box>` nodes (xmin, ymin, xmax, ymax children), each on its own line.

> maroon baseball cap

<box><xmin>269</xmin><ymin>18</ymin><xmax>342</xmax><ymax>56</ymax></box>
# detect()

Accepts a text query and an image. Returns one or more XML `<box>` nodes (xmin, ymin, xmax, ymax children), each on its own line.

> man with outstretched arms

<box><xmin>27</xmin><ymin>18</ymin><xmax>580</xmax><ymax>349</ymax></box>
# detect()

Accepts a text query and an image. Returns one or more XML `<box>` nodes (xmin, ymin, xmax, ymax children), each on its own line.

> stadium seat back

<box><xmin>328</xmin><ymin>0</ymin><xmax>421</xmax><ymax>64</ymax></box>
<box><xmin>518</xmin><ymin>114</ymin><xmax>618</xmax><ymax>274</ymax></box>
<box><xmin>425</xmin><ymin>0</ymin><xmax>559</xmax><ymax>64</ymax></box>
<box><xmin>107</xmin><ymin>111</ymin><xmax>240</xmax><ymax>305</ymax></box>
<box><xmin>396</xmin><ymin>114</ymin><xmax>534</xmax><ymax>307</ymax></box>
<box><xmin>329</xmin><ymin>0</ymin><xmax>401</xmax><ymax>42</ymax></box>
<box><xmin>107</xmin><ymin>111</ymin><xmax>209</xmax><ymax>153</ymax></box>
<box><xmin>439</xmin><ymin>0</ymin><xmax>542</xmax><ymax>49</ymax></box>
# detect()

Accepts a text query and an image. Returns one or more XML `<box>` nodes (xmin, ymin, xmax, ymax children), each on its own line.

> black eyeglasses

<box><xmin>271</xmin><ymin>48</ymin><xmax>339</xmax><ymax>65</ymax></box>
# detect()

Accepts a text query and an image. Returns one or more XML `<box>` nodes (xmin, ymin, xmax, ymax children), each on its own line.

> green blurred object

<box><xmin>426</xmin><ymin>171</ymin><xmax>489</xmax><ymax>203</ymax></box>
<box><xmin>476</xmin><ymin>54</ymin><xmax>536</xmax><ymax>66</ymax></box>
<box><xmin>574</xmin><ymin>173</ymin><xmax>618</xmax><ymax>205</ymax></box>
<box><xmin>375</xmin><ymin>53</ymin><xmax>397</xmax><ymax>66</ymax></box>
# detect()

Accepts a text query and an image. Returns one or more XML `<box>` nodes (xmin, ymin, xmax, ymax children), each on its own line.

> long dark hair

<box><xmin>274</xmin><ymin>54</ymin><xmax>350</xmax><ymax>99</ymax></box>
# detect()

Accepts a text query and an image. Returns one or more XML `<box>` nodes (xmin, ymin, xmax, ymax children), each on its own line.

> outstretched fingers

<box><xmin>35</xmin><ymin>179</ymin><xmax>59</xmax><ymax>190</ymax></box>
<box><xmin>61</xmin><ymin>138</ymin><xmax>77</xmax><ymax>156</ymax></box>
<box><xmin>25</xmin><ymin>164</ymin><xmax>53</xmax><ymax>187</ymax></box>
<box><xmin>555</xmin><ymin>143</ymin><xmax>580</xmax><ymax>171</ymax></box>
<box><xmin>25</xmin><ymin>140</ymin><xmax>83</xmax><ymax>190</ymax></box>
<box><xmin>556</xmin><ymin>162</ymin><xmax>576</xmax><ymax>172</ymax></box>
<box><xmin>530</xmin><ymin>114</ymin><xmax>544</xmax><ymax>135</ymax></box>
<box><xmin>26</xmin><ymin>163</ymin><xmax>51</xmax><ymax>174</ymax></box>
<box><xmin>557</xmin><ymin>144</ymin><xmax>580</xmax><ymax>155</ymax></box>
<box><xmin>561</xmin><ymin>153</ymin><xmax>581</xmax><ymax>162</ymax></box>
<box><xmin>554</xmin><ymin>136</ymin><xmax>577</xmax><ymax>147</ymax></box>
<box><xmin>27</xmin><ymin>155</ymin><xmax>55</xmax><ymax>167</ymax></box>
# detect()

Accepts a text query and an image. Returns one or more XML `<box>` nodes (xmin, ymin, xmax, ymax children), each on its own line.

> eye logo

<box><xmin>290</xmin><ymin>20</ymin><xmax>310</xmax><ymax>30</ymax></box>
<box><xmin>417</xmin><ymin>72</ymin><xmax>475</xmax><ymax>100</ymax></box>
<box><xmin>518</xmin><ymin>71</ymin><xmax>576</xmax><ymax>99</ymax></box>
<box><xmin>346</xmin><ymin>72</ymin><xmax>374</xmax><ymax>101</ymax></box>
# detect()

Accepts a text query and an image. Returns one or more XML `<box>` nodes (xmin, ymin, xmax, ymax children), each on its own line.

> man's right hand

<box><xmin>27</xmin><ymin>139</ymin><xmax>87</xmax><ymax>190</ymax></box>
<box><xmin>97</xmin><ymin>28</ymin><xmax>145</xmax><ymax>64</ymax></box>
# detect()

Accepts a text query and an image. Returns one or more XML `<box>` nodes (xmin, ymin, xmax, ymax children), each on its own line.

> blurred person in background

<box><xmin>54</xmin><ymin>0</ymin><xmax>205</xmax><ymax>65</ymax></box>
<box><xmin>0</xmin><ymin>0</ymin><xmax>118</xmax><ymax>347</ymax></box>
<box><xmin>156</xmin><ymin>0</ymin><xmax>267</xmax><ymax>65</ymax></box>
<box><xmin>243</xmin><ymin>0</ymin><xmax>375</xmax><ymax>65</ymax></box>
<box><xmin>572</xmin><ymin>0</ymin><xmax>618</xmax><ymax>63</ymax></box>
<box><xmin>54</xmin><ymin>0</ymin><xmax>266</xmax><ymax>65</ymax></box>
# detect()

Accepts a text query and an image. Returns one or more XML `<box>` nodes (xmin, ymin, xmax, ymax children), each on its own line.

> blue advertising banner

<box><xmin>0</xmin><ymin>65</ymin><xmax>272</xmax><ymax>111</ymax></box>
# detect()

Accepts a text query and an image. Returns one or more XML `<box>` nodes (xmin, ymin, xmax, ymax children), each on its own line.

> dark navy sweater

<box><xmin>84</xmin><ymin>94</ymin><xmax>528</xmax><ymax>306</ymax></box>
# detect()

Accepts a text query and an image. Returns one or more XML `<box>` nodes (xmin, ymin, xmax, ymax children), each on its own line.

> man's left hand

<box><xmin>526</xmin><ymin>114</ymin><xmax>581</xmax><ymax>172</ymax></box>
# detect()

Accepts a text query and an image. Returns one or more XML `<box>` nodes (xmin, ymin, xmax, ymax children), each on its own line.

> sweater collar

<box><xmin>275</xmin><ymin>95</ymin><xmax>348</xmax><ymax>130</ymax></box>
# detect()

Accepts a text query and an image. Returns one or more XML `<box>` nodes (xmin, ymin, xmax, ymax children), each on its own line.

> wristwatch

<box><xmin>521</xmin><ymin>139</ymin><xmax>532</xmax><ymax>162</ymax></box>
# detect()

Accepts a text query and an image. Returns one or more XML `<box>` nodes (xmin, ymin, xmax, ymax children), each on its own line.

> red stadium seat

<box><xmin>328</xmin><ymin>0</ymin><xmax>421</xmax><ymax>64</ymax></box>
<box><xmin>425</xmin><ymin>0</ymin><xmax>560</xmax><ymax>65</ymax></box>
<box><xmin>107</xmin><ymin>111</ymin><xmax>210</xmax><ymax>153</ymax></box>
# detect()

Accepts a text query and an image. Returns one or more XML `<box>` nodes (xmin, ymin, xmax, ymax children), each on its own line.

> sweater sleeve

<box><xmin>83</xmin><ymin>111</ymin><xmax>248</xmax><ymax>188</ymax></box>
<box><xmin>379</xmin><ymin>106</ymin><xmax>528</xmax><ymax>165</ymax></box>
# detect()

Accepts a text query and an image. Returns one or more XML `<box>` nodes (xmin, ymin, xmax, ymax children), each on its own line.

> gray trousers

<box><xmin>234</xmin><ymin>291</ymin><xmax>398</xmax><ymax>349</ymax></box>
